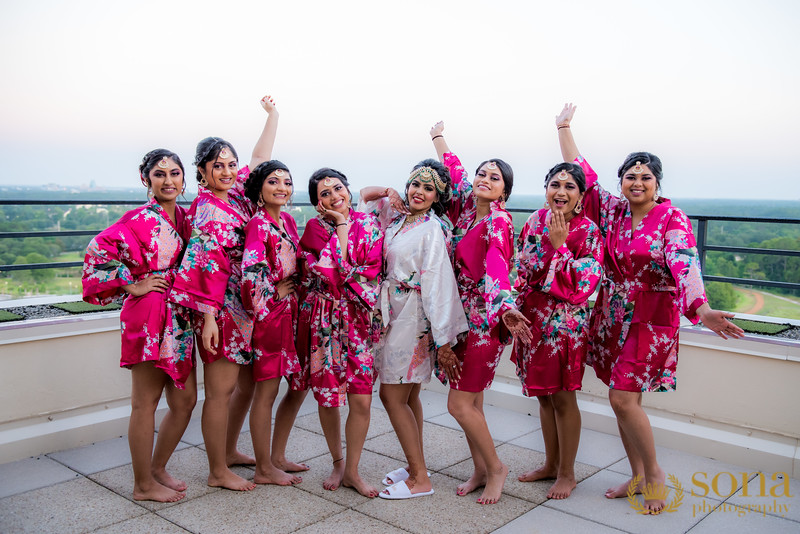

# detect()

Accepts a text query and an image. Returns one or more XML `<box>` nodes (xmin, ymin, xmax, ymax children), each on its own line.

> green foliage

<box><xmin>705</xmin><ymin>282</ymin><xmax>738</xmax><ymax>311</ymax></box>
<box><xmin>729</xmin><ymin>318</ymin><xmax>791</xmax><ymax>335</ymax></box>
<box><xmin>0</xmin><ymin>309</ymin><xmax>23</xmax><ymax>322</ymax></box>
<box><xmin>51</xmin><ymin>301</ymin><xmax>121</xmax><ymax>313</ymax></box>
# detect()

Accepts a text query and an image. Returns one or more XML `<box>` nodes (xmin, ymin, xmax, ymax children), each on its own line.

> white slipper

<box><xmin>379</xmin><ymin>480</ymin><xmax>435</xmax><ymax>500</ymax></box>
<box><xmin>382</xmin><ymin>468</ymin><xmax>432</xmax><ymax>486</ymax></box>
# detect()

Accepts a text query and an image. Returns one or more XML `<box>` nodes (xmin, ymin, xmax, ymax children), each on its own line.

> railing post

<box><xmin>696</xmin><ymin>217</ymin><xmax>708</xmax><ymax>272</ymax></box>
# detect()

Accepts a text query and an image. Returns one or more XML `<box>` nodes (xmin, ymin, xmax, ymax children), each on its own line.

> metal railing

<box><xmin>1</xmin><ymin>200</ymin><xmax>799</xmax><ymax>293</ymax></box>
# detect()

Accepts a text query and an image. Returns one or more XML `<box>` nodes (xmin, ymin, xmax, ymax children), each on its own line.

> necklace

<box><xmin>402</xmin><ymin>212</ymin><xmax>426</xmax><ymax>228</ymax></box>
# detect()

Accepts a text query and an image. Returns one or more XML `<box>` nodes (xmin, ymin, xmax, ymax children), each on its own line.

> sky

<box><xmin>1</xmin><ymin>0</ymin><xmax>799</xmax><ymax>200</ymax></box>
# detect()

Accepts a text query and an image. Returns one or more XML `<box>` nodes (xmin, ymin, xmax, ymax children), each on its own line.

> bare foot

<box><xmin>272</xmin><ymin>457</ymin><xmax>310</xmax><ymax>473</ymax></box>
<box><xmin>605</xmin><ymin>476</ymin><xmax>644</xmax><ymax>499</ymax></box>
<box><xmin>226</xmin><ymin>450</ymin><xmax>256</xmax><ymax>467</ymax></box>
<box><xmin>477</xmin><ymin>463</ymin><xmax>508</xmax><ymax>505</ymax></box>
<box><xmin>457</xmin><ymin>471</ymin><xmax>487</xmax><ymax>496</ymax></box>
<box><xmin>643</xmin><ymin>468</ymin><xmax>667</xmax><ymax>514</ymax></box>
<box><xmin>133</xmin><ymin>480</ymin><xmax>185</xmax><ymax>503</ymax></box>
<box><xmin>402</xmin><ymin>476</ymin><xmax>432</xmax><ymax>495</ymax></box>
<box><xmin>208</xmin><ymin>469</ymin><xmax>256</xmax><ymax>491</ymax></box>
<box><xmin>517</xmin><ymin>465</ymin><xmax>557</xmax><ymax>483</ymax></box>
<box><xmin>323</xmin><ymin>460</ymin><xmax>345</xmax><ymax>491</ymax></box>
<box><xmin>342</xmin><ymin>473</ymin><xmax>379</xmax><ymax>498</ymax></box>
<box><xmin>254</xmin><ymin>464</ymin><xmax>302</xmax><ymax>486</ymax></box>
<box><xmin>547</xmin><ymin>475</ymin><xmax>577</xmax><ymax>499</ymax></box>
<box><xmin>152</xmin><ymin>468</ymin><xmax>187</xmax><ymax>492</ymax></box>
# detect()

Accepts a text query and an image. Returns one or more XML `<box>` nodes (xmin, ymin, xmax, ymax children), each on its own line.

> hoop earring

<box><xmin>257</xmin><ymin>196</ymin><xmax>264</xmax><ymax>207</ymax></box>
<box><xmin>200</xmin><ymin>177</ymin><xmax>208</xmax><ymax>187</ymax></box>
<box><xmin>574</xmin><ymin>203</ymin><xmax>583</xmax><ymax>214</ymax></box>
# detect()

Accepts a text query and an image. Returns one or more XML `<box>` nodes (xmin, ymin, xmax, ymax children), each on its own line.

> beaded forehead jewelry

<box><xmin>486</xmin><ymin>162</ymin><xmax>498</xmax><ymax>171</ymax></box>
<box><xmin>632</xmin><ymin>161</ymin><xmax>644</xmax><ymax>174</ymax></box>
<box><xmin>323</xmin><ymin>177</ymin><xmax>336</xmax><ymax>187</ymax></box>
<box><xmin>408</xmin><ymin>166</ymin><xmax>447</xmax><ymax>195</ymax></box>
<box><xmin>218</xmin><ymin>146</ymin><xmax>231</xmax><ymax>159</ymax></box>
<box><xmin>274</xmin><ymin>169</ymin><xmax>285</xmax><ymax>177</ymax></box>
<box><xmin>557</xmin><ymin>169</ymin><xmax>569</xmax><ymax>181</ymax></box>
<box><xmin>157</xmin><ymin>156</ymin><xmax>169</xmax><ymax>169</ymax></box>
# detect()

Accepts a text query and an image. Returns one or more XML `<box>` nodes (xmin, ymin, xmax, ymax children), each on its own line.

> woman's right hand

<box><xmin>260</xmin><ymin>94</ymin><xmax>278</xmax><ymax>114</ymax></box>
<box><xmin>122</xmin><ymin>274</ymin><xmax>168</xmax><ymax>297</ymax></box>
<box><xmin>546</xmin><ymin>209</ymin><xmax>568</xmax><ymax>250</ymax></box>
<box><xmin>430</xmin><ymin>121</ymin><xmax>445</xmax><ymax>138</ymax></box>
<box><xmin>555</xmin><ymin>103</ymin><xmax>576</xmax><ymax>128</ymax></box>
<box><xmin>201</xmin><ymin>313</ymin><xmax>219</xmax><ymax>355</ymax></box>
<box><xmin>275</xmin><ymin>277</ymin><xmax>296</xmax><ymax>300</ymax></box>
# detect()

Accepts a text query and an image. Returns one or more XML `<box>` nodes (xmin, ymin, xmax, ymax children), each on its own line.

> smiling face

<box><xmin>199</xmin><ymin>146</ymin><xmax>238</xmax><ymax>195</ymax></box>
<box><xmin>147</xmin><ymin>158</ymin><xmax>184</xmax><ymax>203</ymax></box>
<box><xmin>473</xmin><ymin>162</ymin><xmax>506</xmax><ymax>202</ymax></box>
<box><xmin>406</xmin><ymin>178</ymin><xmax>438</xmax><ymax>215</ymax></box>
<box><xmin>260</xmin><ymin>169</ymin><xmax>293</xmax><ymax>209</ymax></box>
<box><xmin>545</xmin><ymin>173</ymin><xmax>584</xmax><ymax>221</ymax></box>
<box><xmin>620</xmin><ymin>164</ymin><xmax>658</xmax><ymax>207</ymax></box>
<box><xmin>316</xmin><ymin>177</ymin><xmax>351</xmax><ymax>215</ymax></box>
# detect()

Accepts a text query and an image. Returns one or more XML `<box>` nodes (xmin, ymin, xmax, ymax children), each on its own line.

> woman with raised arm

<box><xmin>82</xmin><ymin>149</ymin><xmax>195</xmax><ymax>502</ymax></box>
<box><xmin>298</xmin><ymin>169</ymin><xmax>383</xmax><ymax>498</ymax></box>
<box><xmin>512</xmin><ymin>162</ymin><xmax>603</xmax><ymax>499</ymax></box>
<box><xmin>240</xmin><ymin>160</ymin><xmax>303</xmax><ymax>486</ymax></box>
<box><xmin>429</xmin><ymin>122</ymin><xmax>532</xmax><ymax>505</ymax></box>
<box><xmin>169</xmin><ymin>95</ymin><xmax>280</xmax><ymax>492</ymax></box>
<box><xmin>359</xmin><ymin>160</ymin><xmax>469</xmax><ymax>500</ymax></box>
<box><xmin>555</xmin><ymin>103</ymin><xmax>744</xmax><ymax>514</ymax></box>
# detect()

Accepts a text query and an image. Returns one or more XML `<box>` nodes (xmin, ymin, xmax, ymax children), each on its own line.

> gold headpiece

<box><xmin>632</xmin><ymin>161</ymin><xmax>644</xmax><ymax>174</ymax></box>
<box><xmin>557</xmin><ymin>170</ymin><xmax>569</xmax><ymax>181</ymax></box>
<box><xmin>157</xmin><ymin>156</ymin><xmax>169</xmax><ymax>169</ymax></box>
<box><xmin>219</xmin><ymin>146</ymin><xmax>231</xmax><ymax>159</ymax></box>
<box><xmin>274</xmin><ymin>169</ymin><xmax>285</xmax><ymax>177</ymax></box>
<box><xmin>408</xmin><ymin>166</ymin><xmax>447</xmax><ymax>195</ymax></box>
<box><xmin>323</xmin><ymin>177</ymin><xmax>335</xmax><ymax>187</ymax></box>
<box><xmin>486</xmin><ymin>162</ymin><xmax>498</xmax><ymax>170</ymax></box>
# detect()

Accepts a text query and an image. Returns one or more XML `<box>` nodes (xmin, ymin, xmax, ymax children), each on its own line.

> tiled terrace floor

<box><xmin>1</xmin><ymin>389</ymin><xmax>798</xmax><ymax>533</ymax></box>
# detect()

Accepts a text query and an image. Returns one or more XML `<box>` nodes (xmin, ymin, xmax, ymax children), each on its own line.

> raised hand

<box><xmin>430</xmin><ymin>121</ymin><xmax>445</xmax><ymax>138</ymax></box>
<box><xmin>260</xmin><ymin>95</ymin><xmax>277</xmax><ymax>114</ymax></box>
<box><xmin>316</xmin><ymin>204</ymin><xmax>348</xmax><ymax>225</ymax></box>
<box><xmin>502</xmin><ymin>309</ymin><xmax>533</xmax><ymax>345</ymax></box>
<box><xmin>546</xmin><ymin>209</ymin><xmax>568</xmax><ymax>250</ymax></box>
<box><xmin>555</xmin><ymin>103</ymin><xmax>577</xmax><ymax>128</ymax></box>
<box><xmin>386</xmin><ymin>188</ymin><xmax>410</xmax><ymax>214</ymax></box>
<box><xmin>122</xmin><ymin>274</ymin><xmax>169</xmax><ymax>296</ymax></box>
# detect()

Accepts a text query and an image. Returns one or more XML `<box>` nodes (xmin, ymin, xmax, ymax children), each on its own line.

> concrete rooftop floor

<box><xmin>1</xmin><ymin>388</ymin><xmax>798</xmax><ymax>534</ymax></box>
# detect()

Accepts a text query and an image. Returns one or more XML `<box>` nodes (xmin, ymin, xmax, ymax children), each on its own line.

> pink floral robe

<box><xmin>578</xmin><ymin>156</ymin><xmax>708</xmax><ymax>392</ymax></box>
<box><xmin>169</xmin><ymin>166</ymin><xmax>255</xmax><ymax>365</ymax></box>
<box><xmin>241</xmin><ymin>210</ymin><xmax>302</xmax><ymax>382</ymax></box>
<box><xmin>512</xmin><ymin>209</ymin><xmax>603</xmax><ymax>396</ymax></box>
<box><xmin>297</xmin><ymin>211</ymin><xmax>383</xmax><ymax>407</ymax></box>
<box><xmin>82</xmin><ymin>199</ymin><xmax>194</xmax><ymax>388</ymax></box>
<box><xmin>443</xmin><ymin>152</ymin><xmax>519</xmax><ymax>392</ymax></box>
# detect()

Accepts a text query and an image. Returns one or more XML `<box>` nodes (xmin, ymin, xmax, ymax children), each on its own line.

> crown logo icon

<box><xmin>627</xmin><ymin>474</ymin><xmax>685</xmax><ymax>514</ymax></box>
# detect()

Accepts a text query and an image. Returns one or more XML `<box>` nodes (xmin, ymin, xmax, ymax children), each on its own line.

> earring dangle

<box><xmin>257</xmin><ymin>196</ymin><xmax>264</xmax><ymax>207</ymax></box>
<box><xmin>543</xmin><ymin>200</ymin><xmax>549</xmax><ymax>208</ymax></box>
<box><xmin>200</xmin><ymin>177</ymin><xmax>208</xmax><ymax>187</ymax></box>
<box><xmin>574</xmin><ymin>203</ymin><xmax>583</xmax><ymax>214</ymax></box>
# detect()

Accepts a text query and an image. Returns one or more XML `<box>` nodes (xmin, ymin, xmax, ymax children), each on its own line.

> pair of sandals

<box><xmin>379</xmin><ymin>467</ymin><xmax>434</xmax><ymax>500</ymax></box>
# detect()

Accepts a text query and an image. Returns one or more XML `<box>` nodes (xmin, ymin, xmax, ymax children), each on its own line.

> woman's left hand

<box><xmin>316</xmin><ymin>204</ymin><xmax>348</xmax><ymax>225</ymax></box>
<box><xmin>437</xmin><ymin>343</ymin><xmax>462</xmax><ymax>382</ymax></box>
<box><xmin>502</xmin><ymin>309</ymin><xmax>533</xmax><ymax>345</ymax></box>
<box><xmin>260</xmin><ymin>94</ymin><xmax>277</xmax><ymax>114</ymax></box>
<box><xmin>697</xmin><ymin>306</ymin><xmax>745</xmax><ymax>340</ymax></box>
<box><xmin>546</xmin><ymin>209</ymin><xmax>568</xmax><ymax>250</ymax></box>
<box><xmin>386</xmin><ymin>188</ymin><xmax>409</xmax><ymax>214</ymax></box>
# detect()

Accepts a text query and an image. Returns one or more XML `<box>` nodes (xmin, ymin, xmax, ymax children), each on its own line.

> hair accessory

<box><xmin>274</xmin><ymin>169</ymin><xmax>285</xmax><ymax>177</ymax></box>
<box><xmin>557</xmin><ymin>170</ymin><xmax>569</xmax><ymax>181</ymax></box>
<box><xmin>632</xmin><ymin>161</ymin><xmax>644</xmax><ymax>174</ymax></box>
<box><xmin>323</xmin><ymin>177</ymin><xmax>335</xmax><ymax>187</ymax></box>
<box><xmin>408</xmin><ymin>166</ymin><xmax>447</xmax><ymax>196</ymax></box>
<box><xmin>157</xmin><ymin>156</ymin><xmax>169</xmax><ymax>169</ymax></box>
<box><xmin>219</xmin><ymin>146</ymin><xmax>231</xmax><ymax>159</ymax></box>
<box><xmin>486</xmin><ymin>162</ymin><xmax>498</xmax><ymax>171</ymax></box>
